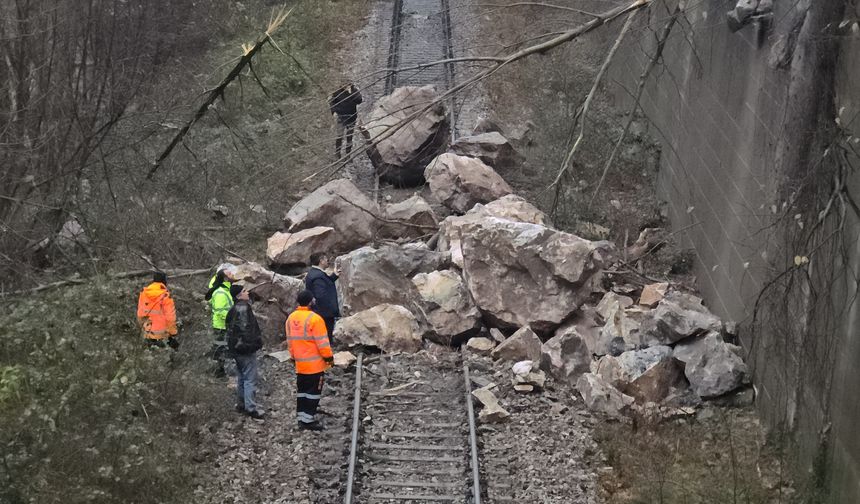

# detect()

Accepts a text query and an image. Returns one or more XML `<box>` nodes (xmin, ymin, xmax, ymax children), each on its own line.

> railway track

<box><xmin>385</xmin><ymin>0</ymin><xmax>457</xmax><ymax>140</ymax></box>
<box><xmin>343</xmin><ymin>352</ymin><xmax>483</xmax><ymax>503</ymax></box>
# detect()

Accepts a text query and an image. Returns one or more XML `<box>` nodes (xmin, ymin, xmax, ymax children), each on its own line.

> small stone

<box><xmin>514</xmin><ymin>384</ymin><xmax>534</xmax><ymax>393</ymax></box>
<box><xmin>333</xmin><ymin>351</ymin><xmax>357</xmax><ymax>367</ymax></box>
<box><xmin>489</xmin><ymin>328</ymin><xmax>506</xmax><ymax>343</ymax></box>
<box><xmin>638</xmin><ymin>282</ymin><xmax>669</xmax><ymax>307</ymax></box>
<box><xmin>465</xmin><ymin>337</ymin><xmax>495</xmax><ymax>356</ymax></box>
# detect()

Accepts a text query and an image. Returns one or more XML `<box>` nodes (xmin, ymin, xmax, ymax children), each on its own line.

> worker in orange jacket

<box><xmin>137</xmin><ymin>271</ymin><xmax>179</xmax><ymax>349</ymax></box>
<box><xmin>285</xmin><ymin>289</ymin><xmax>334</xmax><ymax>431</ymax></box>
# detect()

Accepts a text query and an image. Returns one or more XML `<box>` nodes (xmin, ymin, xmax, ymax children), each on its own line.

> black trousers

<box><xmin>324</xmin><ymin>317</ymin><xmax>336</xmax><ymax>344</ymax></box>
<box><xmin>296</xmin><ymin>372</ymin><xmax>325</xmax><ymax>424</ymax></box>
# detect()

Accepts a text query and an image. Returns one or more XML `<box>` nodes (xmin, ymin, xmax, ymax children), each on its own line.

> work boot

<box><xmin>298</xmin><ymin>420</ymin><xmax>324</xmax><ymax>431</ymax></box>
<box><xmin>247</xmin><ymin>410</ymin><xmax>265</xmax><ymax>420</ymax></box>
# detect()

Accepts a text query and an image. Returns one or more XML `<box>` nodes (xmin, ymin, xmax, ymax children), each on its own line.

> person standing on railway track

<box><xmin>329</xmin><ymin>82</ymin><xmax>363</xmax><ymax>159</ymax></box>
<box><xmin>136</xmin><ymin>271</ymin><xmax>179</xmax><ymax>350</ymax></box>
<box><xmin>226</xmin><ymin>285</ymin><xmax>265</xmax><ymax>419</ymax></box>
<box><xmin>305</xmin><ymin>252</ymin><xmax>341</xmax><ymax>341</ymax></box>
<box><xmin>285</xmin><ymin>289</ymin><xmax>334</xmax><ymax>431</ymax></box>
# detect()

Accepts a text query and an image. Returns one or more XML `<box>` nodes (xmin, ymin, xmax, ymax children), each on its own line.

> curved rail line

<box><xmin>343</xmin><ymin>354</ymin><xmax>482</xmax><ymax>503</ymax></box>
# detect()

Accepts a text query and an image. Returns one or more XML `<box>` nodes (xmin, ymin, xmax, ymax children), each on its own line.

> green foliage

<box><xmin>0</xmin><ymin>279</ymin><xmax>219</xmax><ymax>504</ymax></box>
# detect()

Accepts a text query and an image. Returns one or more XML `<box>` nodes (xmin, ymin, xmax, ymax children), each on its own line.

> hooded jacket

<box><xmin>136</xmin><ymin>282</ymin><xmax>178</xmax><ymax>340</ymax></box>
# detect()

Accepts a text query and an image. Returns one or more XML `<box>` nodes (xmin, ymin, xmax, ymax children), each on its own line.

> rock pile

<box><xmin>253</xmin><ymin>87</ymin><xmax>750</xmax><ymax>422</ymax></box>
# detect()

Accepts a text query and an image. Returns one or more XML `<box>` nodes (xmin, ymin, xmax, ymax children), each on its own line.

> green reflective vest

<box><xmin>208</xmin><ymin>275</ymin><xmax>233</xmax><ymax>330</ymax></box>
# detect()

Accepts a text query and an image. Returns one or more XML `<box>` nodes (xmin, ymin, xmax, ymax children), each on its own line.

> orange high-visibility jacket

<box><xmin>137</xmin><ymin>282</ymin><xmax>178</xmax><ymax>340</ymax></box>
<box><xmin>286</xmin><ymin>306</ymin><xmax>333</xmax><ymax>374</ymax></box>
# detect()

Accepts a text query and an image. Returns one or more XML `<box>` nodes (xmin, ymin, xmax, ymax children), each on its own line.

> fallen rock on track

<box><xmin>472</xmin><ymin>385</ymin><xmax>510</xmax><ymax>423</ymax></box>
<box><xmin>424</xmin><ymin>153</ymin><xmax>513</xmax><ymax>213</ymax></box>
<box><xmin>364</xmin><ymin>85</ymin><xmax>449</xmax><ymax>186</ymax></box>
<box><xmin>491</xmin><ymin>326</ymin><xmax>542</xmax><ymax>363</ymax></box>
<box><xmin>333</xmin><ymin>304</ymin><xmax>423</xmax><ymax>353</ymax></box>
<box><xmin>674</xmin><ymin>331</ymin><xmax>748</xmax><ymax>398</ymax></box>
<box><xmin>283</xmin><ymin>178</ymin><xmax>379</xmax><ymax>253</ymax></box>
<box><xmin>460</xmin><ymin>217</ymin><xmax>613</xmax><ymax>333</ymax></box>
<box><xmin>412</xmin><ymin>269</ymin><xmax>482</xmax><ymax>345</ymax></box>
<box><xmin>540</xmin><ymin>328</ymin><xmax>591</xmax><ymax>386</ymax></box>
<box><xmin>266</xmin><ymin>227</ymin><xmax>337</xmax><ymax>267</ymax></box>
<box><xmin>449</xmin><ymin>131</ymin><xmax>523</xmax><ymax>171</ymax></box>
<box><xmin>336</xmin><ymin>246</ymin><xmax>426</xmax><ymax>316</ymax></box>
<box><xmin>378</xmin><ymin>194</ymin><xmax>438</xmax><ymax>240</ymax></box>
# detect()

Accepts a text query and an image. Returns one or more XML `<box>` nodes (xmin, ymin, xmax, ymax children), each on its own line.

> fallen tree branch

<box><xmin>2</xmin><ymin>268</ymin><xmax>211</xmax><ymax>296</ymax></box>
<box><xmin>547</xmin><ymin>10</ymin><xmax>638</xmax><ymax>216</ymax></box>
<box><xmin>590</xmin><ymin>0</ymin><xmax>685</xmax><ymax>206</ymax></box>
<box><xmin>146</xmin><ymin>8</ymin><xmax>291</xmax><ymax>179</ymax></box>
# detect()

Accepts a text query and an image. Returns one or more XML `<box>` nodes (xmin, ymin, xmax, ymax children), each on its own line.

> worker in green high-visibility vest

<box><xmin>206</xmin><ymin>267</ymin><xmax>237</xmax><ymax>376</ymax></box>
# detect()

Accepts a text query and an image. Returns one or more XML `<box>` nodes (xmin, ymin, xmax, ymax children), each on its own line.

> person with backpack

<box><xmin>226</xmin><ymin>285</ymin><xmax>265</xmax><ymax>419</ymax></box>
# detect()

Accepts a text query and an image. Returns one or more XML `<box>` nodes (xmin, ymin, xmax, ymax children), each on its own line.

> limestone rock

<box><xmin>449</xmin><ymin>131</ymin><xmax>523</xmax><ymax>171</ymax></box>
<box><xmin>232</xmin><ymin>261</ymin><xmax>304</xmax><ymax>310</ymax></box>
<box><xmin>596</xmin><ymin>292</ymin><xmax>634</xmax><ymax>321</ymax></box>
<box><xmin>460</xmin><ymin>217</ymin><xmax>613</xmax><ymax>333</ymax></box>
<box><xmin>624</xmin><ymin>359</ymin><xmax>685</xmax><ymax>404</ymax></box>
<box><xmin>465</xmin><ymin>337</ymin><xmax>495</xmax><ymax>355</ymax></box>
<box><xmin>333</xmin><ymin>351</ymin><xmax>357</xmax><ymax>367</ymax></box>
<box><xmin>491</xmin><ymin>326</ymin><xmax>542</xmax><ymax>363</ymax></box>
<box><xmin>437</xmin><ymin>195</ymin><xmax>548</xmax><ymax>268</ymax></box>
<box><xmin>639</xmin><ymin>282</ymin><xmax>668</xmax><ymax>307</ymax></box>
<box><xmin>333</xmin><ymin>304</ymin><xmax>423</xmax><ymax>353</ymax></box>
<box><xmin>595</xmin><ymin>346</ymin><xmax>674</xmax><ymax>388</ymax></box>
<box><xmin>595</xmin><ymin>304</ymin><xmax>649</xmax><ymax>356</ymax></box>
<box><xmin>424</xmin><ymin>153</ymin><xmax>513</xmax><ymax>214</ymax></box>
<box><xmin>554</xmin><ymin>309</ymin><xmax>602</xmax><ymax>356</ymax></box>
<box><xmin>640</xmin><ymin>291</ymin><xmax>722</xmax><ymax>346</ymax></box>
<box><xmin>576</xmin><ymin>373</ymin><xmax>634</xmax><ymax>418</ymax></box>
<box><xmin>337</xmin><ymin>245</ymin><xmax>444</xmax><ymax>317</ymax></box>
<box><xmin>674</xmin><ymin>332</ymin><xmax>748</xmax><ymax>398</ymax></box>
<box><xmin>266</xmin><ymin>227</ymin><xmax>337</xmax><ymax>267</ymax></box>
<box><xmin>472</xmin><ymin>386</ymin><xmax>510</xmax><ymax>423</ymax></box>
<box><xmin>364</xmin><ymin>86</ymin><xmax>449</xmax><ymax>186</ymax></box>
<box><xmin>489</xmin><ymin>328</ymin><xmax>506</xmax><ymax>344</ymax></box>
<box><xmin>379</xmin><ymin>195</ymin><xmax>438</xmax><ymax>239</ymax></box>
<box><xmin>283</xmin><ymin>179</ymin><xmax>378</xmax><ymax>253</ymax></box>
<box><xmin>540</xmin><ymin>328</ymin><xmax>591</xmax><ymax>386</ymax></box>
<box><xmin>511</xmin><ymin>361</ymin><xmax>546</xmax><ymax>392</ymax></box>
<box><xmin>412</xmin><ymin>269</ymin><xmax>482</xmax><ymax>345</ymax></box>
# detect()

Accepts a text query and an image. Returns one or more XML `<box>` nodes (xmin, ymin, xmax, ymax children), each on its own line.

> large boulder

<box><xmin>674</xmin><ymin>332</ymin><xmax>748</xmax><ymax>398</ymax></box>
<box><xmin>554</xmin><ymin>308</ymin><xmax>602</xmax><ymax>356</ymax></box>
<box><xmin>576</xmin><ymin>373</ymin><xmax>634</xmax><ymax>418</ymax></box>
<box><xmin>266</xmin><ymin>227</ymin><xmax>338</xmax><ymax>267</ymax></box>
<box><xmin>412</xmin><ymin>269</ymin><xmax>482</xmax><ymax>345</ymax></box>
<box><xmin>437</xmin><ymin>195</ymin><xmax>547</xmax><ymax>268</ymax></box>
<box><xmin>333</xmin><ymin>304</ymin><xmax>423</xmax><ymax>353</ymax></box>
<box><xmin>231</xmin><ymin>262</ymin><xmax>304</xmax><ymax>344</ymax></box>
<box><xmin>283</xmin><ymin>179</ymin><xmax>379</xmax><ymax>253</ymax></box>
<box><xmin>424</xmin><ymin>153</ymin><xmax>513</xmax><ymax>214</ymax></box>
<box><xmin>336</xmin><ymin>246</ymin><xmax>425</xmax><ymax>317</ymax></box>
<box><xmin>378</xmin><ymin>195</ymin><xmax>438</xmax><ymax>240</ymax></box>
<box><xmin>460</xmin><ymin>217</ymin><xmax>613</xmax><ymax>333</ymax></box>
<box><xmin>449</xmin><ymin>131</ymin><xmax>523</xmax><ymax>171</ymax></box>
<box><xmin>491</xmin><ymin>326</ymin><xmax>542</xmax><ymax>363</ymax></box>
<box><xmin>364</xmin><ymin>86</ymin><xmax>449</xmax><ymax>186</ymax></box>
<box><xmin>539</xmin><ymin>328</ymin><xmax>591</xmax><ymax>385</ymax></box>
<box><xmin>640</xmin><ymin>291</ymin><xmax>722</xmax><ymax>346</ymax></box>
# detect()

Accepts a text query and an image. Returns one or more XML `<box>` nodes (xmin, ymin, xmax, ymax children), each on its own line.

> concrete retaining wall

<box><xmin>610</xmin><ymin>0</ymin><xmax>860</xmax><ymax>500</ymax></box>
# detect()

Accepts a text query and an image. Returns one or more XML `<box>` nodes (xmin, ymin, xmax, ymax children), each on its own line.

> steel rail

<box><xmin>463</xmin><ymin>364</ymin><xmax>482</xmax><ymax>504</ymax></box>
<box><xmin>343</xmin><ymin>352</ymin><xmax>363</xmax><ymax>504</ymax></box>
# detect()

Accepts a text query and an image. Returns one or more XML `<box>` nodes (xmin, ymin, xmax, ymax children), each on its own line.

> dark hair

<box><xmin>205</xmin><ymin>270</ymin><xmax>226</xmax><ymax>301</ymax></box>
<box><xmin>297</xmin><ymin>289</ymin><xmax>314</xmax><ymax>306</ymax></box>
<box><xmin>230</xmin><ymin>284</ymin><xmax>244</xmax><ymax>299</ymax></box>
<box><xmin>153</xmin><ymin>271</ymin><xmax>168</xmax><ymax>284</ymax></box>
<box><xmin>309</xmin><ymin>253</ymin><xmax>327</xmax><ymax>266</ymax></box>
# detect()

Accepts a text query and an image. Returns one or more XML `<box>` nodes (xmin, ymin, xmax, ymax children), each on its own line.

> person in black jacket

<box><xmin>305</xmin><ymin>252</ymin><xmax>340</xmax><ymax>340</ymax></box>
<box><xmin>226</xmin><ymin>285</ymin><xmax>265</xmax><ymax>419</ymax></box>
<box><xmin>329</xmin><ymin>83</ymin><xmax>363</xmax><ymax>159</ymax></box>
